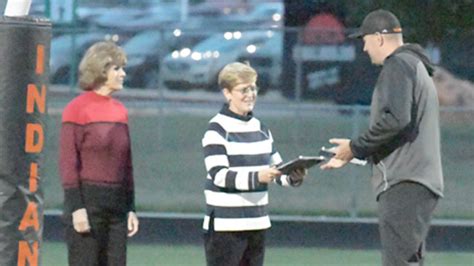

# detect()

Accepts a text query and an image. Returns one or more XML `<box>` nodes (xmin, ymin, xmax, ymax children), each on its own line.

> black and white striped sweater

<box><xmin>202</xmin><ymin>104</ymin><xmax>297</xmax><ymax>232</ymax></box>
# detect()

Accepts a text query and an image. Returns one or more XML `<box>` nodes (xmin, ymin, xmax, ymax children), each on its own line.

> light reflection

<box><xmin>246</xmin><ymin>44</ymin><xmax>257</xmax><ymax>54</ymax></box>
<box><xmin>180</xmin><ymin>48</ymin><xmax>191</xmax><ymax>58</ymax></box>
<box><xmin>191</xmin><ymin>52</ymin><xmax>202</xmax><ymax>61</ymax></box>
<box><xmin>272</xmin><ymin>13</ymin><xmax>282</xmax><ymax>22</ymax></box>
<box><xmin>171</xmin><ymin>50</ymin><xmax>179</xmax><ymax>58</ymax></box>
<box><xmin>204</xmin><ymin>51</ymin><xmax>212</xmax><ymax>58</ymax></box>
<box><xmin>173</xmin><ymin>29</ymin><xmax>182</xmax><ymax>37</ymax></box>
<box><xmin>224</xmin><ymin>32</ymin><xmax>233</xmax><ymax>40</ymax></box>
<box><xmin>233</xmin><ymin>31</ymin><xmax>242</xmax><ymax>39</ymax></box>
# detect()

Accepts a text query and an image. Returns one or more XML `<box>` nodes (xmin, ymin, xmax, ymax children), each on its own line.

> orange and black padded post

<box><xmin>0</xmin><ymin>14</ymin><xmax>51</xmax><ymax>266</ymax></box>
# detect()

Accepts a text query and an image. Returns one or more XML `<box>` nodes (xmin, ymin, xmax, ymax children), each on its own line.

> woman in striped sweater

<box><xmin>202</xmin><ymin>62</ymin><xmax>307</xmax><ymax>266</ymax></box>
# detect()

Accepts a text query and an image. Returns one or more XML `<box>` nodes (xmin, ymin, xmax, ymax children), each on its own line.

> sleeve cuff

<box><xmin>64</xmin><ymin>188</ymin><xmax>84</xmax><ymax>214</ymax></box>
<box><xmin>350</xmin><ymin>139</ymin><xmax>368</xmax><ymax>159</ymax></box>
<box><xmin>249</xmin><ymin>171</ymin><xmax>268</xmax><ymax>190</ymax></box>
<box><xmin>127</xmin><ymin>193</ymin><xmax>136</xmax><ymax>212</ymax></box>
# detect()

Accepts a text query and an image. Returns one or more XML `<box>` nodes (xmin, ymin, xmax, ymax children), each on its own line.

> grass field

<box><xmin>43</xmin><ymin>242</ymin><xmax>474</xmax><ymax>265</ymax></box>
<box><xmin>42</xmin><ymin>106</ymin><xmax>474</xmax><ymax>219</ymax></box>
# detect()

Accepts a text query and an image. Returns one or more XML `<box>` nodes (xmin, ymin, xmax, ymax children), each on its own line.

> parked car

<box><xmin>115</xmin><ymin>9</ymin><xmax>180</xmax><ymax>33</ymax></box>
<box><xmin>123</xmin><ymin>27</ymin><xmax>211</xmax><ymax>88</ymax></box>
<box><xmin>76</xmin><ymin>6</ymin><xmax>119</xmax><ymax>27</ymax></box>
<box><xmin>238</xmin><ymin>31</ymin><xmax>283</xmax><ymax>93</ymax></box>
<box><xmin>169</xmin><ymin>16</ymin><xmax>253</xmax><ymax>39</ymax></box>
<box><xmin>122</xmin><ymin>30</ymin><xmax>167</xmax><ymax>88</ymax></box>
<box><xmin>93</xmin><ymin>7</ymin><xmax>146</xmax><ymax>28</ymax></box>
<box><xmin>189</xmin><ymin>1</ymin><xmax>249</xmax><ymax>17</ymax></box>
<box><xmin>227</xmin><ymin>2</ymin><xmax>284</xmax><ymax>28</ymax></box>
<box><xmin>92</xmin><ymin>5</ymin><xmax>180</xmax><ymax>36</ymax></box>
<box><xmin>50</xmin><ymin>32</ymin><xmax>108</xmax><ymax>84</ymax></box>
<box><xmin>160</xmin><ymin>30</ymin><xmax>272</xmax><ymax>90</ymax></box>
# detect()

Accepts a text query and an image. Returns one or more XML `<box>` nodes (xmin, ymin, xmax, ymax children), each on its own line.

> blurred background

<box><xmin>1</xmin><ymin>0</ymin><xmax>473</xmax><ymax>220</ymax></box>
<box><xmin>1</xmin><ymin>0</ymin><xmax>473</xmax><ymax>247</ymax></box>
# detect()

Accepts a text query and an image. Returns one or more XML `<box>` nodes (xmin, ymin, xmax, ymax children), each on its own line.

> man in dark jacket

<box><xmin>321</xmin><ymin>9</ymin><xmax>444</xmax><ymax>266</ymax></box>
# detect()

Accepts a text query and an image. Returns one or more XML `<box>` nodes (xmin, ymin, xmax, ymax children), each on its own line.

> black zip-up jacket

<box><xmin>350</xmin><ymin>44</ymin><xmax>444</xmax><ymax>198</ymax></box>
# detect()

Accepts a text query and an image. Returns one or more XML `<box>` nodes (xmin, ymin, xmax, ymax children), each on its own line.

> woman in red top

<box><xmin>59</xmin><ymin>41</ymin><xmax>139</xmax><ymax>266</ymax></box>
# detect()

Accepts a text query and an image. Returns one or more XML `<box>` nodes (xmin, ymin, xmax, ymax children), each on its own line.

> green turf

<box><xmin>42</xmin><ymin>242</ymin><xmax>474</xmax><ymax>265</ymax></box>
<box><xmin>42</xmin><ymin>108</ymin><xmax>474</xmax><ymax>219</ymax></box>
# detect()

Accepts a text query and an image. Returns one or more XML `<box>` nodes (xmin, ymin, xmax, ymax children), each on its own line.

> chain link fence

<box><xmin>38</xmin><ymin>0</ymin><xmax>473</xmax><ymax>220</ymax></box>
<box><xmin>44</xmin><ymin>94</ymin><xmax>474</xmax><ymax>220</ymax></box>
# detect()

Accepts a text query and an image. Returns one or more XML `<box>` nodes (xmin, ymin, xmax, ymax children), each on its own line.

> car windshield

<box><xmin>193</xmin><ymin>34</ymin><xmax>250</xmax><ymax>53</ymax></box>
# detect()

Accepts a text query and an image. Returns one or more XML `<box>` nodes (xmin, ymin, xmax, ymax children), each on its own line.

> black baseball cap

<box><xmin>348</xmin><ymin>9</ymin><xmax>402</xmax><ymax>38</ymax></box>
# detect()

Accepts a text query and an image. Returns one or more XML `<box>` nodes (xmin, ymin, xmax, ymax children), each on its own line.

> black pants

<box><xmin>378</xmin><ymin>182</ymin><xmax>439</xmax><ymax>266</ymax></box>
<box><xmin>65</xmin><ymin>208</ymin><xmax>128</xmax><ymax>266</ymax></box>
<box><xmin>204</xmin><ymin>217</ymin><xmax>266</xmax><ymax>266</ymax></box>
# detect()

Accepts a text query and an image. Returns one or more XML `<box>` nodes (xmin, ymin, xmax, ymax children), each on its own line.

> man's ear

<box><xmin>376</xmin><ymin>33</ymin><xmax>384</xmax><ymax>47</ymax></box>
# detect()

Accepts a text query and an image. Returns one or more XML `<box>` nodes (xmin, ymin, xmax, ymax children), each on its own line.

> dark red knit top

<box><xmin>59</xmin><ymin>91</ymin><xmax>134</xmax><ymax>215</ymax></box>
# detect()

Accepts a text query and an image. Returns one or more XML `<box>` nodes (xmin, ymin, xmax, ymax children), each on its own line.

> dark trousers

<box><xmin>204</xmin><ymin>218</ymin><xmax>266</xmax><ymax>266</ymax></box>
<box><xmin>378</xmin><ymin>182</ymin><xmax>439</xmax><ymax>266</ymax></box>
<box><xmin>65</xmin><ymin>208</ymin><xmax>128</xmax><ymax>266</ymax></box>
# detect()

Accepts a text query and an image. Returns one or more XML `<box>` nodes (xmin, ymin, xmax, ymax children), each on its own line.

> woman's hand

<box><xmin>72</xmin><ymin>208</ymin><xmax>90</xmax><ymax>233</ymax></box>
<box><xmin>127</xmin><ymin>211</ymin><xmax>139</xmax><ymax>237</ymax></box>
<box><xmin>258</xmin><ymin>167</ymin><xmax>281</xmax><ymax>183</ymax></box>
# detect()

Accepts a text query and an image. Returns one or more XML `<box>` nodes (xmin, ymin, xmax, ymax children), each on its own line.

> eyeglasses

<box><xmin>233</xmin><ymin>85</ymin><xmax>259</xmax><ymax>95</ymax></box>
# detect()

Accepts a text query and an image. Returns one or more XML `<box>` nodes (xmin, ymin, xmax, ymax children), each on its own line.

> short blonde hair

<box><xmin>218</xmin><ymin>62</ymin><xmax>257</xmax><ymax>90</ymax></box>
<box><xmin>78</xmin><ymin>41</ymin><xmax>127</xmax><ymax>91</ymax></box>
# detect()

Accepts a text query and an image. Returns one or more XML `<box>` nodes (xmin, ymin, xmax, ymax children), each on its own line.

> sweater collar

<box><xmin>86</xmin><ymin>90</ymin><xmax>113</xmax><ymax>100</ymax></box>
<box><xmin>220</xmin><ymin>103</ymin><xmax>253</xmax><ymax>122</ymax></box>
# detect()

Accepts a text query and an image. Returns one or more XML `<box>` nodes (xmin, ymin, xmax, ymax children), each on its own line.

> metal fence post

<box><xmin>67</xmin><ymin>0</ymin><xmax>78</xmax><ymax>91</ymax></box>
<box><xmin>349</xmin><ymin>104</ymin><xmax>363</xmax><ymax>217</ymax></box>
<box><xmin>156</xmin><ymin>27</ymin><xmax>165</xmax><ymax>156</ymax></box>
<box><xmin>294</xmin><ymin>27</ymin><xmax>303</xmax><ymax>103</ymax></box>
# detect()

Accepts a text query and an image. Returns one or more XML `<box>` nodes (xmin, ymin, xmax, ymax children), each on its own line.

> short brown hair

<box><xmin>218</xmin><ymin>62</ymin><xmax>257</xmax><ymax>90</ymax></box>
<box><xmin>78</xmin><ymin>41</ymin><xmax>127</xmax><ymax>91</ymax></box>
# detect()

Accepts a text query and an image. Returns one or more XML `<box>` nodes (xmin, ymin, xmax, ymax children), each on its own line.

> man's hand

<box><xmin>320</xmin><ymin>138</ymin><xmax>354</xmax><ymax>170</ymax></box>
<box><xmin>258</xmin><ymin>167</ymin><xmax>281</xmax><ymax>183</ymax></box>
<box><xmin>72</xmin><ymin>208</ymin><xmax>90</xmax><ymax>233</ymax></box>
<box><xmin>320</xmin><ymin>157</ymin><xmax>350</xmax><ymax>169</ymax></box>
<box><xmin>127</xmin><ymin>211</ymin><xmax>139</xmax><ymax>237</ymax></box>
